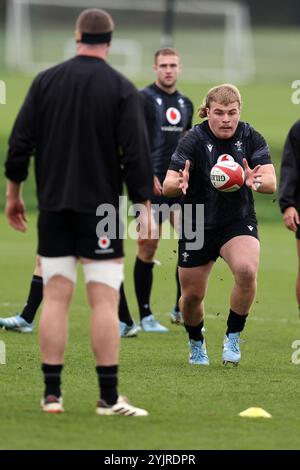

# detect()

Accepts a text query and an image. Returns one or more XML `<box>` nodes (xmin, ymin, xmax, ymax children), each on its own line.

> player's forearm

<box><xmin>6</xmin><ymin>180</ymin><xmax>22</xmax><ymax>200</ymax></box>
<box><xmin>162</xmin><ymin>171</ymin><xmax>182</xmax><ymax>197</ymax></box>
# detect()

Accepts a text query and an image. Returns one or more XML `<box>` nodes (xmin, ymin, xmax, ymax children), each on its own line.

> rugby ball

<box><xmin>210</xmin><ymin>160</ymin><xmax>245</xmax><ymax>192</ymax></box>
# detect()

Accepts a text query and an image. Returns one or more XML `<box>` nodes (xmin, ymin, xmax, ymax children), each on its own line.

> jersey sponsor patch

<box><xmin>95</xmin><ymin>236</ymin><xmax>114</xmax><ymax>254</ymax></box>
<box><xmin>166</xmin><ymin>107</ymin><xmax>181</xmax><ymax>125</ymax></box>
<box><xmin>98</xmin><ymin>236</ymin><xmax>111</xmax><ymax>249</ymax></box>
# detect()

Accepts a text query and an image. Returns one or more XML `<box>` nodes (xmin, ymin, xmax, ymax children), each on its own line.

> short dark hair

<box><xmin>154</xmin><ymin>48</ymin><xmax>179</xmax><ymax>64</ymax></box>
<box><xmin>76</xmin><ymin>9</ymin><xmax>114</xmax><ymax>35</ymax></box>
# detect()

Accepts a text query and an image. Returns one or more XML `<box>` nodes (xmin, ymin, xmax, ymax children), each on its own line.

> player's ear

<box><xmin>75</xmin><ymin>30</ymin><xmax>81</xmax><ymax>43</ymax></box>
<box><xmin>178</xmin><ymin>63</ymin><xmax>182</xmax><ymax>74</ymax></box>
<box><xmin>152</xmin><ymin>63</ymin><xmax>157</xmax><ymax>73</ymax></box>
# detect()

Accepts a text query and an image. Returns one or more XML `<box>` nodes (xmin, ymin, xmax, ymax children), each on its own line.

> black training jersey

<box><xmin>169</xmin><ymin>120</ymin><xmax>272</xmax><ymax>229</ymax></box>
<box><xmin>140</xmin><ymin>83</ymin><xmax>193</xmax><ymax>181</ymax></box>
<box><xmin>279</xmin><ymin>119</ymin><xmax>300</xmax><ymax>213</ymax></box>
<box><xmin>5</xmin><ymin>56</ymin><xmax>153</xmax><ymax>213</ymax></box>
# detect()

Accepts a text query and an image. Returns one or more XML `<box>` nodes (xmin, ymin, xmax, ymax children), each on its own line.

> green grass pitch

<box><xmin>0</xmin><ymin>215</ymin><xmax>299</xmax><ymax>450</ymax></box>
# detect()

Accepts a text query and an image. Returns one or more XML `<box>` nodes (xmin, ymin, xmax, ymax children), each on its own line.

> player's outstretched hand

<box><xmin>179</xmin><ymin>160</ymin><xmax>190</xmax><ymax>195</ymax></box>
<box><xmin>243</xmin><ymin>158</ymin><xmax>262</xmax><ymax>191</ymax></box>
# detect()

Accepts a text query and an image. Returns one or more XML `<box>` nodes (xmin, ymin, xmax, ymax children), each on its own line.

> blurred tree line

<box><xmin>244</xmin><ymin>0</ymin><xmax>300</xmax><ymax>25</ymax></box>
<box><xmin>0</xmin><ymin>0</ymin><xmax>300</xmax><ymax>26</ymax></box>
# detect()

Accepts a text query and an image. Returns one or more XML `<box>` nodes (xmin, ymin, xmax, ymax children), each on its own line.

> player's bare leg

<box><xmin>39</xmin><ymin>275</ymin><xmax>73</xmax><ymax>364</ymax></box>
<box><xmin>169</xmin><ymin>210</ymin><xmax>184</xmax><ymax>324</ymax></box>
<box><xmin>135</xmin><ymin>235</ymin><xmax>168</xmax><ymax>332</ymax></box>
<box><xmin>87</xmin><ymin>282</ymin><xmax>120</xmax><ymax>365</ymax></box>
<box><xmin>221</xmin><ymin>236</ymin><xmax>260</xmax><ymax>314</ymax></box>
<box><xmin>179</xmin><ymin>262</ymin><xmax>214</xmax><ymax>365</ymax></box>
<box><xmin>84</xmin><ymin>258</ymin><xmax>148</xmax><ymax>416</ymax></box>
<box><xmin>39</xmin><ymin>274</ymin><xmax>73</xmax><ymax>412</ymax></box>
<box><xmin>220</xmin><ymin>235</ymin><xmax>260</xmax><ymax>366</ymax></box>
<box><xmin>0</xmin><ymin>255</ymin><xmax>43</xmax><ymax>333</ymax></box>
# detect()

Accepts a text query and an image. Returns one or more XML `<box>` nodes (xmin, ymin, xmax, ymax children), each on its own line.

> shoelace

<box><xmin>229</xmin><ymin>337</ymin><xmax>240</xmax><ymax>353</ymax></box>
<box><xmin>192</xmin><ymin>344</ymin><xmax>206</xmax><ymax>360</ymax></box>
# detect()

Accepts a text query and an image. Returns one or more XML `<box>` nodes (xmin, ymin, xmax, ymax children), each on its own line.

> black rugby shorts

<box><xmin>38</xmin><ymin>210</ymin><xmax>124</xmax><ymax>260</ymax></box>
<box><xmin>178</xmin><ymin>216</ymin><xmax>259</xmax><ymax>268</ymax></box>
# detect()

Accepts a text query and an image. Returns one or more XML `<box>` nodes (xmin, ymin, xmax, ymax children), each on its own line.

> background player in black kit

<box><xmin>0</xmin><ymin>48</ymin><xmax>193</xmax><ymax>338</ymax></box>
<box><xmin>279</xmin><ymin>120</ymin><xmax>300</xmax><ymax>317</ymax></box>
<box><xmin>119</xmin><ymin>48</ymin><xmax>194</xmax><ymax>335</ymax></box>
<box><xmin>4</xmin><ymin>9</ymin><xmax>152</xmax><ymax>416</ymax></box>
<box><xmin>163</xmin><ymin>84</ymin><xmax>276</xmax><ymax>366</ymax></box>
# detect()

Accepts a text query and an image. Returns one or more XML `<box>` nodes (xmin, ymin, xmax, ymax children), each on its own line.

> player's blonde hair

<box><xmin>198</xmin><ymin>84</ymin><xmax>242</xmax><ymax>118</ymax></box>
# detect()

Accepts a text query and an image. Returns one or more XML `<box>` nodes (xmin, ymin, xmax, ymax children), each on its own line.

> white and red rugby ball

<box><xmin>210</xmin><ymin>155</ymin><xmax>245</xmax><ymax>192</ymax></box>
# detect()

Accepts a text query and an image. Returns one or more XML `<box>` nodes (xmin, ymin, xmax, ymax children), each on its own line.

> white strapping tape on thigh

<box><xmin>41</xmin><ymin>256</ymin><xmax>77</xmax><ymax>285</ymax></box>
<box><xmin>82</xmin><ymin>262</ymin><xmax>124</xmax><ymax>291</ymax></box>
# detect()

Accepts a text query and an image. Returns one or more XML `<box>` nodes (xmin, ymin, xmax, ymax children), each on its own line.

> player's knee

<box><xmin>41</xmin><ymin>256</ymin><xmax>77</xmax><ymax>285</ymax></box>
<box><xmin>235</xmin><ymin>264</ymin><xmax>257</xmax><ymax>285</ymax></box>
<box><xmin>138</xmin><ymin>239</ymin><xmax>158</xmax><ymax>261</ymax></box>
<box><xmin>44</xmin><ymin>275</ymin><xmax>74</xmax><ymax>305</ymax></box>
<box><xmin>182</xmin><ymin>291</ymin><xmax>204</xmax><ymax>308</ymax></box>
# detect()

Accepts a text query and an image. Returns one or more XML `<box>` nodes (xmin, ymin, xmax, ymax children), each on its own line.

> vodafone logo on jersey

<box><xmin>98</xmin><ymin>236</ymin><xmax>111</xmax><ymax>250</ymax></box>
<box><xmin>166</xmin><ymin>107</ymin><xmax>181</xmax><ymax>125</ymax></box>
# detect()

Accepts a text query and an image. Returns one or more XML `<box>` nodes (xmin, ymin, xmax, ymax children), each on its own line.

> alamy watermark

<box><xmin>291</xmin><ymin>340</ymin><xmax>300</xmax><ymax>365</ymax></box>
<box><xmin>0</xmin><ymin>80</ymin><xmax>6</xmax><ymax>104</ymax></box>
<box><xmin>96</xmin><ymin>196</ymin><xmax>204</xmax><ymax>250</ymax></box>
<box><xmin>0</xmin><ymin>340</ymin><xmax>6</xmax><ymax>364</ymax></box>
<box><xmin>291</xmin><ymin>80</ymin><xmax>300</xmax><ymax>104</ymax></box>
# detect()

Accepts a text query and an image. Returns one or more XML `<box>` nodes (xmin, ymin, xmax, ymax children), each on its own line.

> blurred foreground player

<box><xmin>4</xmin><ymin>9</ymin><xmax>152</xmax><ymax>416</ymax></box>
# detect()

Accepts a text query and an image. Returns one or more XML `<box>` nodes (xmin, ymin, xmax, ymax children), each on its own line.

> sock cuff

<box><xmin>42</xmin><ymin>363</ymin><xmax>63</xmax><ymax>374</ymax></box>
<box><xmin>32</xmin><ymin>275</ymin><xmax>43</xmax><ymax>283</ymax></box>
<box><xmin>184</xmin><ymin>321</ymin><xmax>204</xmax><ymax>341</ymax></box>
<box><xmin>230</xmin><ymin>309</ymin><xmax>248</xmax><ymax>317</ymax></box>
<box><xmin>135</xmin><ymin>256</ymin><xmax>154</xmax><ymax>269</ymax></box>
<box><xmin>96</xmin><ymin>365</ymin><xmax>118</xmax><ymax>376</ymax></box>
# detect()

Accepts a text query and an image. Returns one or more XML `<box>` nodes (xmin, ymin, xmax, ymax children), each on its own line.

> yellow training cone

<box><xmin>239</xmin><ymin>407</ymin><xmax>272</xmax><ymax>418</ymax></box>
